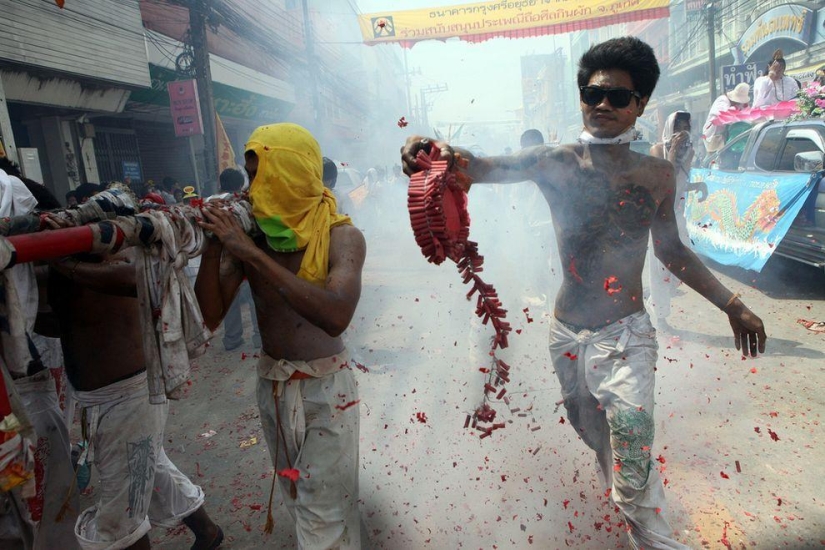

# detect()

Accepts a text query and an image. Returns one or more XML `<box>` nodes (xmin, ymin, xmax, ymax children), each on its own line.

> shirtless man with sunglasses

<box><xmin>401</xmin><ymin>37</ymin><xmax>766</xmax><ymax>549</ymax></box>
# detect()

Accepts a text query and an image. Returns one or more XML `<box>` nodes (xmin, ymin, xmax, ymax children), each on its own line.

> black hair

<box><xmin>74</xmin><ymin>182</ymin><xmax>101</xmax><ymax>203</ymax></box>
<box><xmin>22</xmin><ymin>179</ymin><xmax>61</xmax><ymax>210</ymax></box>
<box><xmin>520</xmin><ymin>129</ymin><xmax>544</xmax><ymax>148</ymax></box>
<box><xmin>0</xmin><ymin>157</ymin><xmax>61</xmax><ymax>209</ymax></box>
<box><xmin>219</xmin><ymin>168</ymin><xmax>244</xmax><ymax>192</ymax></box>
<box><xmin>322</xmin><ymin>157</ymin><xmax>338</xmax><ymax>189</ymax></box>
<box><xmin>0</xmin><ymin>156</ymin><xmax>22</xmax><ymax>178</ymax></box>
<box><xmin>577</xmin><ymin>36</ymin><xmax>660</xmax><ymax>99</ymax></box>
<box><xmin>161</xmin><ymin>176</ymin><xmax>177</xmax><ymax>191</ymax></box>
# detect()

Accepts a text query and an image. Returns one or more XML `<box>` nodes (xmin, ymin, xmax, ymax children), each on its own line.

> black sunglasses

<box><xmin>579</xmin><ymin>86</ymin><xmax>642</xmax><ymax>108</ymax></box>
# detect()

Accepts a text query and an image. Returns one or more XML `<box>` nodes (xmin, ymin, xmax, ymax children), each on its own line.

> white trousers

<box><xmin>10</xmin><ymin>369</ymin><xmax>79</xmax><ymax>550</ymax></box>
<box><xmin>256</xmin><ymin>366</ymin><xmax>361</xmax><ymax>550</ymax></box>
<box><xmin>72</xmin><ymin>372</ymin><xmax>204</xmax><ymax>550</ymax></box>
<box><xmin>549</xmin><ymin>310</ymin><xmax>690</xmax><ymax>550</ymax></box>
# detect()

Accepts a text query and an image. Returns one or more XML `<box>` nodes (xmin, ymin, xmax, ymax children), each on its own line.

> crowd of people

<box><xmin>0</xmin><ymin>35</ymin><xmax>788</xmax><ymax>550</ymax></box>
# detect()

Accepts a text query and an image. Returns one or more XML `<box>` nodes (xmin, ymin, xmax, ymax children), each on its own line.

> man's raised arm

<box><xmin>195</xmin><ymin>237</ymin><xmax>245</xmax><ymax>332</ymax></box>
<box><xmin>401</xmin><ymin>135</ymin><xmax>554</xmax><ymax>185</ymax></box>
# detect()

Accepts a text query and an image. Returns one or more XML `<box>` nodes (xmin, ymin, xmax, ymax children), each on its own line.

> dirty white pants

<box><xmin>256</xmin><ymin>361</ymin><xmax>360</xmax><ymax>550</ymax></box>
<box><xmin>73</xmin><ymin>371</ymin><xmax>204</xmax><ymax>550</ymax></box>
<box><xmin>549</xmin><ymin>310</ymin><xmax>690</xmax><ymax>550</ymax></box>
<box><xmin>11</xmin><ymin>369</ymin><xmax>79</xmax><ymax>549</ymax></box>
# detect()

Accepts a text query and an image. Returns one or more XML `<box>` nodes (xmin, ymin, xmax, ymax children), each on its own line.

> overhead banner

<box><xmin>359</xmin><ymin>0</ymin><xmax>670</xmax><ymax>47</ymax></box>
<box><xmin>684</xmin><ymin>168</ymin><xmax>819</xmax><ymax>272</ymax></box>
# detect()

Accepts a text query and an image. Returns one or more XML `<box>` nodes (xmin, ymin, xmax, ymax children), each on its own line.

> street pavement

<box><xmin>85</xmin><ymin>206</ymin><xmax>824</xmax><ymax>549</ymax></box>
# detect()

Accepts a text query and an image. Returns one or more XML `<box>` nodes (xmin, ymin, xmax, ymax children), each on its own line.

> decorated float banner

<box><xmin>359</xmin><ymin>0</ymin><xmax>670</xmax><ymax>46</ymax></box>
<box><xmin>684</xmin><ymin>168</ymin><xmax>820</xmax><ymax>272</ymax></box>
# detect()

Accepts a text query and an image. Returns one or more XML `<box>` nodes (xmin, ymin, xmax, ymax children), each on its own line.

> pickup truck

<box><xmin>693</xmin><ymin>119</ymin><xmax>825</xmax><ymax>273</ymax></box>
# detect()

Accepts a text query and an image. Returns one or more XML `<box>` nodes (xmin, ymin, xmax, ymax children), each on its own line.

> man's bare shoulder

<box><xmin>639</xmin><ymin>152</ymin><xmax>676</xmax><ymax>174</ymax></box>
<box><xmin>330</xmin><ymin>224</ymin><xmax>367</xmax><ymax>258</ymax></box>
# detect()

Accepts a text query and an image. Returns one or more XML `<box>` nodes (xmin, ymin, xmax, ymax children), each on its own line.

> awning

<box><xmin>130</xmin><ymin>32</ymin><xmax>296</xmax><ymax>122</ymax></box>
<box><xmin>129</xmin><ymin>64</ymin><xmax>294</xmax><ymax>123</ymax></box>
<box><xmin>0</xmin><ymin>69</ymin><xmax>131</xmax><ymax>112</ymax></box>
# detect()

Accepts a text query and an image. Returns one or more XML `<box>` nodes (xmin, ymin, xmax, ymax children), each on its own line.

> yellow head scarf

<box><xmin>246</xmin><ymin>123</ymin><xmax>351</xmax><ymax>285</ymax></box>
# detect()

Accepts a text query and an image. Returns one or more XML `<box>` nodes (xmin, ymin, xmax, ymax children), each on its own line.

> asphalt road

<box><xmin>44</xmin><ymin>184</ymin><xmax>819</xmax><ymax>550</ymax></box>
<box><xmin>107</xmin><ymin>213</ymin><xmax>823</xmax><ymax>550</ymax></box>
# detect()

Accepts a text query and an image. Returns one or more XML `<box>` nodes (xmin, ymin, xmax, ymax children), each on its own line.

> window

<box><xmin>776</xmin><ymin>128</ymin><xmax>825</xmax><ymax>172</ymax></box>
<box><xmin>718</xmin><ymin>130</ymin><xmax>753</xmax><ymax>170</ymax></box>
<box><xmin>753</xmin><ymin>127</ymin><xmax>785</xmax><ymax>170</ymax></box>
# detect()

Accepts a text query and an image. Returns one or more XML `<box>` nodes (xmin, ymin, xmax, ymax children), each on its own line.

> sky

<box><xmin>352</xmin><ymin>0</ymin><xmax>574</xmax><ymax>126</ymax></box>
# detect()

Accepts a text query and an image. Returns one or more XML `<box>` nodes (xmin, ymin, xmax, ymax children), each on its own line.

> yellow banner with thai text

<box><xmin>359</xmin><ymin>0</ymin><xmax>670</xmax><ymax>46</ymax></box>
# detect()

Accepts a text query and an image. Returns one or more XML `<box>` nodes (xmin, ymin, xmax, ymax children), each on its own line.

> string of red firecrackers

<box><xmin>407</xmin><ymin>145</ymin><xmax>515</xmax><ymax>439</ymax></box>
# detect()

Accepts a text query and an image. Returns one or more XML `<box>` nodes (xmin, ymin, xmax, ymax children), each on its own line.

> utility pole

<box><xmin>0</xmin><ymin>73</ymin><xmax>19</xmax><ymax>165</ymax></box>
<box><xmin>189</xmin><ymin>0</ymin><xmax>218</xmax><ymax>195</ymax></box>
<box><xmin>419</xmin><ymin>83</ymin><xmax>448</xmax><ymax>133</ymax></box>
<box><xmin>403</xmin><ymin>49</ymin><xmax>412</xmax><ymax>119</ymax></box>
<box><xmin>301</xmin><ymin>0</ymin><xmax>321</xmax><ymax>131</ymax></box>
<box><xmin>706</xmin><ymin>1</ymin><xmax>717</xmax><ymax>101</ymax></box>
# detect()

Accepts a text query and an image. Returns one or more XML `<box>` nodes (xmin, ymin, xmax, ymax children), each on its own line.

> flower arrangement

<box><xmin>792</xmin><ymin>81</ymin><xmax>825</xmax><ymax>120</ymax></box>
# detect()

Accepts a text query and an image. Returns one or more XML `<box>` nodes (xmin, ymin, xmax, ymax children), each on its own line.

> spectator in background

<box><xmin>815</xmin><ymin>65</ymin><xmax>825</xmax><ymax>86</ymax></box>
<box><xmin>0</xmin><ymin>156</ymin><xmax>62</xmax><ymax>210</ymax></box>
<box><xmin>322</xmin><ymin>157</ymin><xmax>338</xmax><ymax>189</ymax></box>
<box><xmin>66</xmin><ymin>190</ymin><xmax>78</xmax><ymax>208</ymax></box>
<box><xmin>219</xmin><ymin>167</ymin><xmax>244</xmax><ymax>196</ymax></box>
<box><xmin>160</xmin><ymin>176</ymin><xmax>178</xmax><ymax>204</ymax></box>
<box><xmin>648</xmin><ymin>111</ymin><xmax>697</xmax><ymax>328</ymax></box>
<box><xmin>752</xmin><ymin>50</ymin><xmax>800</xmax><ymax>108</ymax></box>
<box><xmin>702</xmin><ymin>82</ymin><xmax>749</xmax><ymax>153</ymax></box>
<box><xmin>520</xmin><ymin>128</ymin><xmax>545</xmax><ymax>148</ymax></box>
<box><xmin>323</xmin><ymin>158</ymin><xmax>358</xmax><ymax>216</ymax></box>
<box><xmin>385</xmin><ymin>164</ymin><xmax>407</xmax><ymax>186</ymax></box>
<box><xmin>73</xmin><ymin>183</ymin><xmax>101</xmax><ymax>204</ymax></box>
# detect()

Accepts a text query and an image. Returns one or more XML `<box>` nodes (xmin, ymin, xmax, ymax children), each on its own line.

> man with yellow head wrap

<box><xmin>195</xmin><ymin>123</ymin><xmax>366</xmax><ymax>549</ymax></box>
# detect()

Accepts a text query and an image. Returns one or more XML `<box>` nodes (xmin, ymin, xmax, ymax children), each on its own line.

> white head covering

<box><xmin>662</xmin><ymin>111</ymin><xmax>690</xmax><ymax>155</ymax></box>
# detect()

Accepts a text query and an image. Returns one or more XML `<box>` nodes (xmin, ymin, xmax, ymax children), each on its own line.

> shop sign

<box><xmin>720</xmin><ymin>63</ymin><xmax>759</xmax><ymax>93</ymax></box>
<box><xmin>122</xmin><ymin>160</ymin><xmax>142</xmax><ymax>182</ymax></box>
<box><xmin>167</xmin><ymin>79</ymin><xmax>204</xmax><ymax>137</ymax></box>
<box><xmin>734</xmin><ymin>4</ymin><xmax>815</xmax><ymax>63</ymax></box>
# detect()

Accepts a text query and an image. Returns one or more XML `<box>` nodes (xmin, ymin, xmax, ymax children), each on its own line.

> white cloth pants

<box><xmin>72</xmin><ymin>372</ymin><xmax>204</xmax><ymax>550</ymax></box>
<box><xmin>256</xmin><ymin>361</ymin><xmax>360</xmax><ymax>550</ymax></box>
<box><xmin>549</xmin><ymin>310</ymin><xmax>690</xmax><ymax>550</ymax></box>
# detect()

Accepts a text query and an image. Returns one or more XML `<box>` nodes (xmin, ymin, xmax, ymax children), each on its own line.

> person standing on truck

<box><xmin>702</xmin><ymin>83</ymin><xmax>750</xmax><ymax>154</ymax></box>
<box><xmin>753</xmin><ymin>50</ymin><xmax>800</xmax><ymax>108</ymax></box>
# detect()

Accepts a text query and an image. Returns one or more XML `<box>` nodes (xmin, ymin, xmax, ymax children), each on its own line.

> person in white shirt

<box><xmin>702</xmin><ymin>82</ymin><xmax>750</xmax><ymax>153</ymax></box>
<box><xmin>752</xmin><ymin>51</ymin><xmax>800</xmax><ymax>108</ymax></box>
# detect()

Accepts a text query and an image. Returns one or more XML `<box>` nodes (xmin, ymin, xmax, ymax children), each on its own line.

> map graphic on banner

<box><xmin>684</xmin><ymin>168</ymin><xmax>820</xmax><ymax>272</ymax></box>
<box><xmin>359</xmin><ymin>0</ymin><xmax>670</xmax><ymax>46</ymax></box>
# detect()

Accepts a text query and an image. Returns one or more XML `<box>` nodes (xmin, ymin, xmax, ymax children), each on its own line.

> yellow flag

<box><xmin>216</xmin><ymin>114</ymin><xmax>236</xmax><ymax>174</ymax></box>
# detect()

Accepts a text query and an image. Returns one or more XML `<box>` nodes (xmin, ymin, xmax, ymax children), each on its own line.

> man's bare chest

<box><xmin>544</xmin><ymin>168</ymin><xmax>657</xmax><ymax>234</ymax></box>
